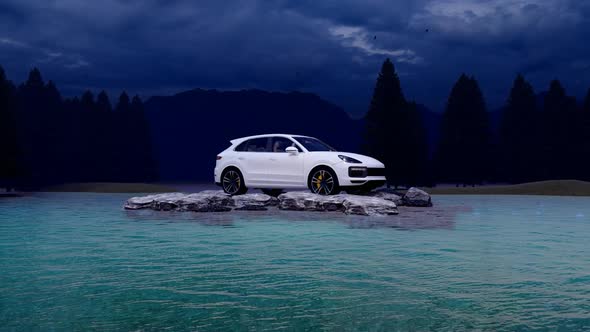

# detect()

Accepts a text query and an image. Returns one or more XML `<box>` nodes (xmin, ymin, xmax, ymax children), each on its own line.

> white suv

<box><xmin>214</xmin><ymin>134</ymin><xmax>386</xmax><ymax>195</ymax></box>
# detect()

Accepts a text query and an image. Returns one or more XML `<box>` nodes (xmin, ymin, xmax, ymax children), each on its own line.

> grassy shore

<box><xmin>43</xmin><ymin>182</ymin><xmax>179</xmax><ymax>193</ymax></box>
<box><xmin>425</xmin><ymin>180</ymin><xmax>590</xmax><ymax>196</ymax></box>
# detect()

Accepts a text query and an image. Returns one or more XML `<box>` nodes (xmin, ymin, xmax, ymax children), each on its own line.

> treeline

<box><xmin>364</xmin><ymin>58</ymin><xmax>590</xmax><ymax>187</ymax></box>
<box><xmin>0</xmin><ymin>66</ymin><xmax>156</xmax><ymax>189</ymax></box>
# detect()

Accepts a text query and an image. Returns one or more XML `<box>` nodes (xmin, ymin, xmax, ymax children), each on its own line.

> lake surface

<box><xmin>1</xmin><ymin>193</ymin><xmax>590</xmax><ymax>331</ymax></box>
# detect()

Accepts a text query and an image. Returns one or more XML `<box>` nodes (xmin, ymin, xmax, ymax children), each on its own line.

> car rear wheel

<box><xmin>309</xmin><ymin>168</ymin><xmax>340</xmax><ymax>195</ymax></box>
<box><xmin>221</xmin><ymin>168</ymin><xmax>247</xmax><ymax>195</ymax></box>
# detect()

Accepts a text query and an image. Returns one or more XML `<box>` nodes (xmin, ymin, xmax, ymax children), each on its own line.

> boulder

<box><xmin>232</xmin><ymin>193</ymin><xmax>279</xmax><ymax>210</ymax></box>
<box><xmin>124</xmin><ymin>188</ymin><xmax>427</xmax><ymax>216</ymax></box>
<box><xmin>177</xmin><ymin>191</ymin><xmax>233</xmax><ymax>212</ymax></box>
<box><xmin>366</xmin><ymin>188</ymin><xmax>403</xmax><ymax>205</ymax></box>
<box><xmin>278</xmin><ymin>192</ymin><xmax>398</xmax><ymax>216</ymax></box>
<box><xmin>402</xmin><ymin>187</ymin><xmax>432</xmax><ymax>207</ymax></box>
<box><xmin>124</xmin><ymin>193</ymin><xmax>185</xmax><ymax>210</ymax></box>
<box><xmin>342</xmin><ymin>195</ymin><xmax>399</xmax><ymax>216</ymax></box>
<box><xmin>278</xmin><ymin>192</ymin><xmax>346</xmax><ymax>212</ymax></box>
<box><xmin>124</xmin><ymin>191</ymin><xmax>277</xmax><ymax>212</ymax></box>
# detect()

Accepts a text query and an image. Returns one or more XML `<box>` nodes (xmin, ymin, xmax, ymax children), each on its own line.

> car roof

<box><xmin>230</xmin><ymin>134</ymin><xmax>312</xmax><ymax>144</ymax></box>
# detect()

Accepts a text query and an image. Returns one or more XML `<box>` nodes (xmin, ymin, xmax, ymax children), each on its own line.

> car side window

<box><xmin>235</xmin><ymin>140</ymin><xmax>249</xmax><ymax>151</ymax></box>
<box><xmin>269</xmin><ymin>137</ymin><xmax>300</xmax><ymax>153</ymax></box>
<box><xmin>235</xmin><ymin>137</ymin><xmax>269</xmax><ymax>152</ymax></box>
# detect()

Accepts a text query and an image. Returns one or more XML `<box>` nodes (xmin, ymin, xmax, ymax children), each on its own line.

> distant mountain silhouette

<box><xmin>145</xmin><ymin>89</ymin><xmax>364</xmax><ymax>181</ymax></box>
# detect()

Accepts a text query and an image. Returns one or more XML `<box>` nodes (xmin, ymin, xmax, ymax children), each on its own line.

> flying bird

<box><xmin>373</xmin><ymin>35</ymin><xmax>377</xmax><ymax>40</ymax></box>
<box><xmin>425</xmin><ymin>28</ymin><xmax>429</xmax><ymax>32</ymax></box>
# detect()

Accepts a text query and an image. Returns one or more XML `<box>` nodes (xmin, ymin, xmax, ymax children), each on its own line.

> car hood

<box><xmin>312</xmin><ymin>151</ymin><xmax>384</xmax><ymax>167</ymax></box>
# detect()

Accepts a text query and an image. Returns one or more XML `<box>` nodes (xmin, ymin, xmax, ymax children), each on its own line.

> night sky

<box><xmin>1</xmin><ymin>0</ymin><xmax>589</xmax><ymax>116</ymax></box>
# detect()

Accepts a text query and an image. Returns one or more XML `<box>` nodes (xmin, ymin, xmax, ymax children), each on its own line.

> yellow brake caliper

<box><xmin>316</xmin><ymin>173</ymin><xmax>322</xmax><ymax>189</ymax></box>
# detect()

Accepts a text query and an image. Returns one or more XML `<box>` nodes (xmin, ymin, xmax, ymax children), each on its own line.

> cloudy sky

<box><xmin>1</xmin><ymin>0</ymin><xmax>589</xmax><ymax>115</ymax></box>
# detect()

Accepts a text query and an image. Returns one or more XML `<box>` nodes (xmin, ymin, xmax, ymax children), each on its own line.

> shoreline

<box><xmin>14</xmin><ymin>179</ymin><xmax>590</xmax><ymax>196</ymax></box>
<box><xmin>425</xmin><ymin>180</ymin><xmax>590</xmax><ymax>196</ymax></box>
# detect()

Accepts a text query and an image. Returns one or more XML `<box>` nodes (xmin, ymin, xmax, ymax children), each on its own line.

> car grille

<box><xmin>367</xmin><ymin>168</ymin><xmax>385</xmax><ymax>177</ymax></box>
<box><xmin>348</xmin><ymin>167</ymin><xmax>386</xmax><ymax>178</ymax></box>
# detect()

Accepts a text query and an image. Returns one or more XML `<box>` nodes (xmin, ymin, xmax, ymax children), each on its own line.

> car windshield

<box><xmin>293</xmin><ymin>136</ymin><xmax>336</xmax><ymax>152</ymax></box>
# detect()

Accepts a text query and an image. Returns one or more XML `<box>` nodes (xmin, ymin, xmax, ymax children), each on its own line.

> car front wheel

<box><xmin>309</xmin><ymin>168</ymin><xmax>340</xmax><ymax>195</ymax></box>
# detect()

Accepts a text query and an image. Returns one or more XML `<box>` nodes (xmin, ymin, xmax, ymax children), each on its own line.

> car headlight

<box><xmin>338</xmin><ymin>155</ymin><xmax>362</xmax><ymax>163</ymax></box>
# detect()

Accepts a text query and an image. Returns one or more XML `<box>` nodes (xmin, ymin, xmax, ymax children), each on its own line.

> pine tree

<box><xmin>17</xmin><ymin>68</ymin><xmax>48</xmax><ymax>185</ymax></box>
<box><xmin>0</xmin><ymin>66</ymin><xmax>21</xmax><ymax>190</ymax></box>
<box><xmin>79</xmin><ymin>90</ymin><xmax>102</xmax><ymax>181</ymax></box>
<box><xmin>435</xmin><ymin>74</ymin><xmax>490</xmax><ymax>185</ymax></box>
<box><xmin>363</xmin><ymin>58</ymin><xmax>427</xmax><ymax>188</ymax></box>
<box><xmin>112</xmin><ymin>92</ymin><xmax>132</xmax><ymax>181</ymax></box>
<box><xmin>540</xmin><ymin>80</ymin><xmax>577</xmax><ymax>179</ymax></box>
<box><xmin>95</xmin><ymin>90</ymin><xmax>116</xmax><ymax>180</ymax></box>
<box><xmin>63</xmin><ymin>96</ymin><xmax>85</xmax><ymax>182</ymax></box>
<box><xmin>131</xmin><ymin>95</ymin><xmax>157</xmax><ymax>181</ymax></box>
<box><xmin>96</xmin><ymin>90</ymin><xmax>113</xmax><ymax>112</ymax></box>
<box><xmin>43</xmin><ymin>80</ymin><xmax>67</xmax><ymax>182</ymax></box>
<box><xmin>81</xmin><ymin>90</ymin><xmax>95</xmax><ymax>112</ymax></box>
<box><xmin>579</xmin><ymin>89</ymin><xmax>590</xmax><ymax>180</ymax></box>
<box><xmin>116</xmin><ymin>91</ymin><xmax>130</xmax><ymax>113</ymax></box>
<box><xmin>499</xmin><ymin>74</ymin><xmax>537</xmax><ymax>183</ymax></box>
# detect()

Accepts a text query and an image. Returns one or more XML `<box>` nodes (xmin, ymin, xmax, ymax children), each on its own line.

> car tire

<box><xmin>261</xmin><ymin>189</ymin><xmax>283</xmax><ymax>197</ymax></box>
<box><xmin>221</xmin><ymin>168</ymin><xmax>248</xmax><ymax>195</ymax></box>
<box><xmin>308</xmin><ymin>167</ymin><xmax>340</xmax><ymax>195</ymax></box>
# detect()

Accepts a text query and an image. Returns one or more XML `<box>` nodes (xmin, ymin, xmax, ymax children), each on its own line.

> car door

<box><xmin>234</xmin><ymin>137</ymin><xmax>271</xmax><ymax>186</ymax></box>
<box><xmin>266</xmin><ymin>136</ymin><xmax>305</xmax><ymax>187</ymax></box>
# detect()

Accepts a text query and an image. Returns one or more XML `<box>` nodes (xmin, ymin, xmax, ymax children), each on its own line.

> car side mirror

<box><xmin>285</xmin><ymin>146</ymin><xmax>298</xmax><ymax>155</ymax></box>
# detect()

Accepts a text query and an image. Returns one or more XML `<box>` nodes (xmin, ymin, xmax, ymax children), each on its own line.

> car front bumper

<box><xmin>333</xmin><ymin>162</ymin><xmax>386</xmax><ymax>188</ymax></box>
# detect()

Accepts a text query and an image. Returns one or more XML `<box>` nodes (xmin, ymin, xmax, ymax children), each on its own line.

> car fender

<box><xmin>304</xmin><ymin>160</ymin><xmax>342</xmax><ymax>177</ymax></box>
<box><xmin>220</xmin><ymin>163</ymin><xmax>249</xmax><ymax>186</ymax></box>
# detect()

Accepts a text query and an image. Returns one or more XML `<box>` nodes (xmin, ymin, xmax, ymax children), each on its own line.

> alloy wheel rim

<box><xmin>222</xmin><ymin>170</ymin><xmax>241</xmax><ymax>194</ymax></box>
<box><xmin>311</xmin><ymin>170</ymin><xmax>334</xmax><ymax>195</ymax></box>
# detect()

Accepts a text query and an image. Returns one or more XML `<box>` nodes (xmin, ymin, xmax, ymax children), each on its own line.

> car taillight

<box><xmin>216</xmin><ymin>156</ymin><xmax>222</xmax><ymax>160</ymax></box>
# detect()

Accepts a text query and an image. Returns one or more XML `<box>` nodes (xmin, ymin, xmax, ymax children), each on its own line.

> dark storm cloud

<box><xmin>0</xmin><ymin>0</ymin><xmax>589</xmax><ymax>113</ymax></box>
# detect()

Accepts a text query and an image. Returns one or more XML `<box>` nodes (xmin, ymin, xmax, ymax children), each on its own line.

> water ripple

<box><xmin>1</xmin><ymin>193</ymin><xmax>590</xmax><ymax>330</ymax></box>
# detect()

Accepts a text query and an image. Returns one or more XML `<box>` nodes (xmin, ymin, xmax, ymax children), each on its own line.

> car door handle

<box><xmin>269</xmin><ymin>158</ymin><xmax>277</xmax><ymax>161</ymax></box>
<box><xmin>238</xmin><ymin>157</ymin><xmax>245</xmax><ymax>160</ymax></box>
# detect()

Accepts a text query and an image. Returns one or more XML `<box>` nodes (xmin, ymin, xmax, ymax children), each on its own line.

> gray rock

<box><xmin>402</xmin><ymin>187</ymin><xmax>432</xmax><ymax>207</ymax></box>
<box><xmin>124</xmin><ymin>193</ymin><xmax>185</xmax><ymax>210</ymax></box>
<box><xmin>125</xmin><ymin>191</ymin><xmax>277</xmax><ymax>212</ymax></box>
<box><xmin>366</xmin><ymin>188</ymin><xmax>403</xmax><ymax>205</ymax></box>
<box><xmin>342</xmin><ymin>195</ymin><xmax>399</xmax><ymax>216</ymax></box>
<box><xmin>232</xmin><ymin>193</ymin><xmax>279</xmax><ymax>210</ymax></box>
<box><xmin>278</xmin><ymin>192</ymin><xmax>397</xmax><ymax>216</ymax></box>
<box><xmin>124</xmin><ymin>189</ymin><xmax>407</xmax><ymax>216</ymax></box>
<box><xmin>178</xmin><ymin>191</ymin><xmax>233</xmax><ymax>212</ymax></box>
<box><xmin>278</xmin><ymin>192</ymin><xmax>346</xmax><ymax>212</ymax></box>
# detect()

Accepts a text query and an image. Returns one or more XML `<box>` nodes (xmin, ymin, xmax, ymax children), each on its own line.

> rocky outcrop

<box><xmin>402</xmin><ymin>187</ymin><xmax>432</xmax><ymax>207</ymax></box>
<box><xmin>232</xmin><ymin>193</ymin><xmax>279</xmax><ymax>210</ymax></box>
<box><xmin>124</xmin><ymin>191</ymin><xmax>279</xmax><ymax>212</ymax></box>
<box><xmin>277</xmin><ymin>192</ymin><xmax>398</xmax><ymax>216</ymax></box>
<box><xmin>124</xmin><ymin>188</ymin><xmax>431</xmax><ymax>216</ymax></box>
<box><xmin>366</xmin><ymin>188</ymin><xmax>403</xmax><ymax>205</ymax></box>
<box><xmin>342</xmin><ymin>195</ymin><xmax>399</xmax><ymax>216</ymax></box>
<box><xmin>124</xmin><ymin>191</ymin><xmax>234</xmax><ymax>211</ymax></box>
<box><xmin>278</xmin><ymin>192</ymin><xmax>346</xmax><ymax>212</ymax></box>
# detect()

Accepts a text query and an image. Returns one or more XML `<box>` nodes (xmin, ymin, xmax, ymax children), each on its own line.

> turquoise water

<box><xmin>1</xmin><ymin>193</ymin><xmax>590</xmax><ymax>331</ymax></box>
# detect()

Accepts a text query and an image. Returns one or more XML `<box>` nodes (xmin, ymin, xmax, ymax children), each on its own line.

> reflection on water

<box><xmin>125</xmin><ymin>205</ymin><xmax>467</xmax><ymax>230</ymax></box>
<box><xmin>1</xmin><ymin>193</ymin><xmax>590</xmax><ymax>331</ymax></box>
